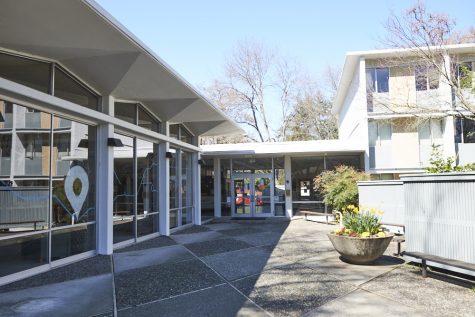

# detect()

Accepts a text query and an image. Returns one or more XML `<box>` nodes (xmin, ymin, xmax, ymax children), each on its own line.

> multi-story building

<box><xmin>332</xmin><ymin>44</ymin><xmax>475</xmax><ymax>179</ymax></box>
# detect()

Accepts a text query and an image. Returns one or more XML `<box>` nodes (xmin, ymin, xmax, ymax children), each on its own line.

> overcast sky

<box><xmin>95</xmin><ymin>0</ymin><xmax>475</xmax><ymax>89</ymax></box>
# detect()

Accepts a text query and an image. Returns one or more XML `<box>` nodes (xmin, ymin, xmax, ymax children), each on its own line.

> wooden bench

<box><xmin>402</xmin><ymin>251</ymin><xmax>475</xmax><ymax>278</ymax></box>
<box><xmin>300</xmin><ymin>211</ymin><xmax>335</xmax><ymax>224</ymax></box>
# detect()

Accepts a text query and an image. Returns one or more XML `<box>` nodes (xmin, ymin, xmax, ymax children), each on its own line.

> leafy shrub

<box><xmin>314</xmin><ymin>165</ymin><xmax>369</xmax><ymax>211</ymax></box>
<box><xmin>426</xmin><ymin>144</ymin><xmax>475</xmax><ymax>173</ymax></box>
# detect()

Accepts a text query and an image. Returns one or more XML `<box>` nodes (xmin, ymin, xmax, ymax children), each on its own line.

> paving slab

<box><xmin>234</xmin><ymin>231</ymin><xmax>284</xmax><ymax>247</ymax></box>
<box><xmin>232</xmin><ymin>263</ymin><xmax>355</xmax><ymax>317</ymax></box>
<box><xmin>218</xmin><ymin>227</ymin><xmax>267</xmax><ymax>237</ymax></box>
<box><xmin>117</xmin><ymin>284</ymin><xmax>268</xmax><ymax>317</ymax></box>
<box><xmin>114</xmin><ymin>259</ymin><xmax>224</xmax><ymax>309</ymax></box>
<box><xmin>299</xmin><ymin>253</ymin><xmax>404</xmax><ymax>286</ymax></box>
<box><xmin>172</xmin><ymin>225</ymin><xmax>211</xmax><ymax>235</ymax></box>
<box><xmin>362</xmin><ymin>265</ymin><xmax>475</xmax><ymax>316</ymax></box>
<box><xmin>184</xmin><ymin>238</ymin><xmax>252</xmax><ymax>257</ymax></box>
<box><xmin>0</xmin><ymin>255</ymin><xmax>112</xmax><ymax>293</ymax></box>
<box><xmin>202</xmin><ymin>246</ymin><xmax>293</xmax><ymax>281</ymax></box>
<box><xmin>114</xmin><ymin>245</ymin><xmax>194</xmax><ymax>273</ymax></box>
<box><xmin>0</xmin><ymin>274</ymin><xmax>114</xmax><ymax>317</ymax></box>
<box><xmin>171</xmin><ymin>231</ymin><xmax>228</xmax><ymax>245</ymax></box>
<box><xmin>203</xmin><ymin>222</ymin><xmax>242</xmax><ymax>231</ymax></box>
<box><xmin>266</xmin><ymin>239</ymin><xmax>336</xmax><ymax>262</ymax></box>
<box><xmin>115</xmin><ymin>236</ymin><xmax>176</xmax><ymax>253</ymax></box>
<box><xmin>303</xmin><ymin>288</ymin><xmax>426</xmax><ymax>316</ymax></box>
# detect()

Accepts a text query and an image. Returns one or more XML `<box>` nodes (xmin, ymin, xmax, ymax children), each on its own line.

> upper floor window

<box><xmin>455</xmin><ymin>117</ymin><xmax>475</xmax><ymax>143</ymax></box>
<box><xmin>0</xmin><ymin>51</ymin><xmax>50</xmax><ymax>93</ymax></box>
<box><xmin>0</xmin><ymin>50</ymin><xmax>100</xmax><ymax>110</ymax></box>
<box><xmin>366</xmin><ymin>68</ymin><xmax>389</xmax><ymax>93</ymax></box>
<box><xmin>456</xmin><ymin>62</ymin><xmax>473</xmax><ymax>89</ymax></box>
<box><xmin>114</xmin><ymin>102</ymin><xmax>160</xmax><ymax>132</ymax></box>
<box><xmin>169</xmin><ymin>124</ymin><xmax>194</xmax><ymax>144</ymax></box>
<box><xmin>368</xmin><ymin>121</ymin><xmax>392</xmax><ymax>147</ymax></box>
<box><xmin>415</xmin><ymin>65</ymin><xmax>439</xmax><ymax>91</ymax></box>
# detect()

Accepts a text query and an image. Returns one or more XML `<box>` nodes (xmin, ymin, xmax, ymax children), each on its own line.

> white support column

<box><xmin>213</xmin><ymin>157</ymin><xmax>221</xmax><ymax>217</ymax></box>
<box><xmin>97</xmin><ymin>96</ymin><xmax>114</xmax><ymax>255</ymax></box>
<box><xmin>159</xmin><ymin>122</ymin><xmax>170</xmax><ymax>236</ymax></box>
<box><xmin>284</xmin><ymin>155</ymin><xmax>292</xmax><ymax>219</ymax></box>
<box><xmin>192</xmin><ymin>151</ymin><xmax>201</xmax><ymax>225</ymax></box>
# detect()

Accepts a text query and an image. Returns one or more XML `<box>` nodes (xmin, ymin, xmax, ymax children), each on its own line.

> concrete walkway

<box><xmin>0</xmin><ymin>219</ymin><xmax>474</xmax><ymax>316</ymax></box>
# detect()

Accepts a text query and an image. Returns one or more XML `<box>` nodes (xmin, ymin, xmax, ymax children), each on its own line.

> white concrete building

<box><xmin>333</xmin><ymin>45</ymin><xmax>475</xmax><ymax>179</ymax></box>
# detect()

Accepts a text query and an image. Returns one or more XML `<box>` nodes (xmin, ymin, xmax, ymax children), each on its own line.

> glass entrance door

<box><xmin>232</xmin><ymin>173</ymin><xmax>274</xmax><ymax>217</ymax></box>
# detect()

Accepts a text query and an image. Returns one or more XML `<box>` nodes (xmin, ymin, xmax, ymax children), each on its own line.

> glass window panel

<box><xmin>428</xmin><ymin>66</ymin><xmax>439</xmax><ymax>89</ymax></box>
<box><xmin>169</xmin><ymin>125</ymin><xmax>179</xmax><ymax>140</ymax></box>
<box><xmin>180</xmin><ymin>126</ymin><xmax>193</xmax><ymax>144</ymax></box>
<box><xmin>52</xmin><ymin>120</ymin><xmax>96</xmax><ymax>227</ymax></box>
<box><xmin>376</xmin><ymin>68</ymin><xmax>389</xmax><ymax>93</ymax></box>
<box><xmin>170</xmin><ymin>209</ymin><xmax>178</xmax><ymax>229</ymax></box>
<box><xmin>379</xmin><ymin>122</ymin><xmax>392</xmax><ymax>142</ymax></box>
<box><xmin>0</xmin><ymin>52</ymin><xmax>50</xmax><ymax>93</ymax></box>
<box><xmin>181</xmin><ymin>151</ymin><xmax>193</xmax><ymax>208</ymax></box>
<box><xmin>182</xmin><ymin>207</ymin><xmax>193</xmax><ymax>226</ymax></box>
<box><xmin>368</xmin><ymin>121</ymin><xmax>377</xmax><ymax>147</ymax></box>
<box><xmin>54</xmin><ymin>67</ymin><xmax>99</xmax><ymax>110</ymax></box>
<box><xmin>51</xmin><ymin>224</ymin><xmax>95</xmax><ymax>261</ymax></box>
<box><xmin>114</xmin><ymin>102</ymin><xmax>137</xmax><ymax>125</ymax></box>
<box><xmin>0</xmin><ymin>134</ymin><xmax>12</xmax><ymax>176</ymax></box>
<box><xmin>0</xmin><ymin>232</ymin><xmax>49</xmax><ymax>277</ymax></box>
<box><xmin>415</xmin><ymin>65</ymin><xmax>428</xmax><ymax>91</ymax></box>
<box><xmin>458</xmin><ymin>62</ymin><xmax>473</xmax><ymax>89</ymax></box>
<box><xmin>137</xmin><ymin>139</ymin><xmax>158</xmax><ymax>237</ymax></box>
<box><xmin>463</xmin><ymin>118</ymin><xmax>475</xmax><ymax>143</ymax></box>
<box><xmin>220</xmin><ymin>159</ymin><xmax>231</xmax><ymax>216</ymax></box>
<box><xmin>233</xmin><ymin>157</ymin><xmax>272</xmax><ymax>173</ymax></box>
<box><xmin>200</xmin><ymin>158</ymin><xmax>214</xmax><ymax>222</ymax></box>
<box><xmin>291</xmin><ymin>157</ymin><xmax>324</xmax><ymax>202</ymax></box>
<box><xmin>366</xmin><ymin>69</ymin><xmax>376</xmax><ymax>93</ymax></box>
<box><xmin>138</xmin><ymin>107</ymin><xmax>159</xmax><ymax>131</ymax></box>
<box><xmin>113</xmin><ymin>134</ymin><xmax>135</xmax><ymax>243</ymax></box>
<box><xmin>18</xmin><ymin>134</ymin><xmax>51</xmax><ymax>177</ymax></box>
<box><xmin>0</xmin><ymin>100</ymin><xmax>14</xmax><ymax>129</ymax></box>
<box><xmin>169</xmin><ymin>149</ymin><xmax>177</xmax><ymax>210</ymax></box>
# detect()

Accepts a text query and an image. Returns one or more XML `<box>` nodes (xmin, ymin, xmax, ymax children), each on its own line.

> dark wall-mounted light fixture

<box><xmin>198</xmin><ymin>159</ymin><xmax>205</xmax><ymax>165</ymax></box>
<box><xmin>78</xmin><ymin>139</ymin><xmax>89</xmax><ymax>148</ymax></box>
<box><xmin>107</xmin><ymin>138</ymin><xmax>124</xmax><ymax>147</ymax></box>
<box><xmin>165</xmin><ymin>151</ymin><xmax>173</xmax><ymax>159</ymax></box>
<box><xmin>0</xmin><ymin>112</ymin><xmax>5</xmax><ymax>123</ymax></box>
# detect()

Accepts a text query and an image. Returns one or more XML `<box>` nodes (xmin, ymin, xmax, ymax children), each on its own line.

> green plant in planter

<box><xmin>334</xmin><ymin>205</ymin><xmax>386</xmax><ymax>238</ymax></box>
<box><xmin>314</xmin><ymin>165</ymin><xmax>369</xmax><ymax>212</ymax></box>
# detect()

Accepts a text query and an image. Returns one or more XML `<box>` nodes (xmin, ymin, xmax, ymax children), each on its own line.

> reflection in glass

<box><xmin>0</xmin><ymin>233</ymin><xmax>49</xmax><ymax>277</ymax></box>
<box><xmin>181</xmin><ymin>151</ymin><xmax>193</xmax><ymax>225</ymax></box>
<box><xmin>52</xmin><ymin>120</ymin><xmax>96</xmax><ymax>228</ymax></box>
<box><xmin>169</xmin><ymin>149</ymin><xmax>177</xmax><ymax>210</ymax></box>
<box><xmin>113</xmin><ymin>134</ymin><xmax>135</xmax><ymax>243</ymax></box>
<box><xmin>51</xmin><ymin>224</ymin><xmax>95</xmax><ymax>261</ymax></box>
<box><xmin>200</xmin><ymin>159</ymin><xmax>214</xmax><ymax>222</ymax></box>
<box><xmin>137</xmin><ymin>139</ymin><xmax>158</xmax><ymax>237</ymax></box>
<box><xmin>138</xmin><ymin>107</ymin><xmax>159</xmax><ymax>132</ymax></box>
<box><xmin>0</xmin><ymin>52</ymin><xmax>50</xmax><ymax>93</ymax></box>
<box><xmin>115</xmin><ymin>102</ymin><xmax>136</xmax><ymax>125</ymax></box>
<box><xmin>54</xmin><ymin>66</ymin><xmax>99</xmax><ymax>111</ymax></box>
<box><xmin>220</xmin><ymin>159</ymin><xmax>231</xmax><ymax>216</ymax></box>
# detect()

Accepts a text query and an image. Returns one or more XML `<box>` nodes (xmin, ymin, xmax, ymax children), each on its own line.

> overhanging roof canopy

<box><xmin>0</xmin><ymin>0</ymin><xmax>243</xmax><ymax>136</ymax></box>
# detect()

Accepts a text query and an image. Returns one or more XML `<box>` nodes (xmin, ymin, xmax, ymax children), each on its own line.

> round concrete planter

<box><xmin>327</xmin><ymin>233</ymin><xmax>394</xmax><ymax>264</ymax></box>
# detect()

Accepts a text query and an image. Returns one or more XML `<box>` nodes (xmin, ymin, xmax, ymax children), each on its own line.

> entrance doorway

<box><xmin>232</xmin><ymin>173</ymin><xmax>273</xmax><ymax>217</ymax></box>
